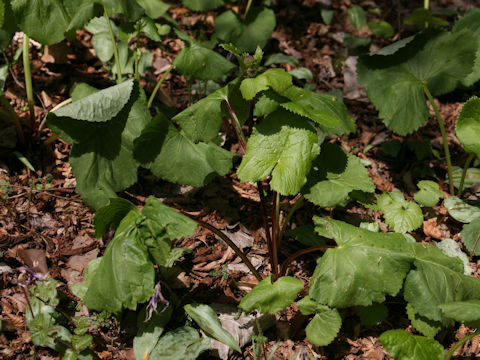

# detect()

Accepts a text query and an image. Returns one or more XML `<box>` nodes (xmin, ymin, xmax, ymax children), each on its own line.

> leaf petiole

<box><xmin>104</xmin><ymin>6</ymin><xmax>122</xmax><ymax>84</ymax></box>
<box><xmin>457</xmin><ymin>153</ymin><xmax>475</xmax><ymax>197</ymax></box>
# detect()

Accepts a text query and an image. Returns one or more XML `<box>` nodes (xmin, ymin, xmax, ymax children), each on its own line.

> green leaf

<box><xmin>79</xmin><ymin>211</ymin><xmax>155</xmax><ymax>312</ymax></box>
<box><xmin>414</xmin><ymin>180</ymin><xmax>443</xmax><ymax>207</ymax></box>
<box><xmin>343</xmin><ymin>34</ymin><xmax>371</xmax><ymax>49</ymax></box>
<box><xmin>286</xmin><ymin>226</ymin><xmax>325</xmax><ymax>247</ymax></box>
<box><xmin>265</xmin><ymin>53</ymin><xmax>299</xmax><ymax>66</ymax></box>
<box><xmin>406</xmin><ymin>303</ymin><xmax>441</xmax><ymax>338</ymax></box>
<box><xmin>305</xmin><ymin>308</ymin><xmax>342</xmax><ymax>347</ymax></box>
<box><xmin>12</xmin><ymin>0</ymin><xmax>70</xmax><ymax>45</ymax></box>
<box><xmin>136</xmin><ymin>0</ymin><xmax>170</xmax><ymax>19</ymax></box>
<box><xmin>184</xmin><ymin>303</ymin><xmax>241</xmax><ymax>353</ymax></box>
<box><xmin>93</xmin><ymin>198</ymin><xmax>138</xmax><ymax>238</ymax></box>
<box><xmin>0</xmin><ymin>0</ymin><xmax>4</xmax><ymax>28</ymax></box>
<box><xmin>64</xmin><ymin>0</ymin><xmax>103</xmax><ymax>33</ymax></box>
<box><xmin>70</xmin><ymin>83</ymin><xmax>100</xmax><ymax>102</ymax></box>
<box><xmin>460</xmin><ymin>218</ymin><xmax>480</xmax><ymax>256</ymax></box>
<box><xmin>358</xmin><ymin>29</ymin><xmax>479</xmax><ymax>135</ymax></box>
<box><xmin>403</xmin><ymin>242</ymin><xmax>480</xmax><ymax>324</ymax></box>
<box><xmin>174</xmin><ymin>41</ymin><xmax>235</xmax><ymax>81</ymax></box>
<box><xmin>149</xmin><ymin>326</ymin><xmax>210</xmax><ymax>359</ymax></box>
<box><xmin>347</xmin><ymin>5</ymin><xmax>367</xmax><ymax>30</ymax></box>
<box><xmin>134</xmin><ymin>306</ymin><xmax>172</xmax><ymax>360</ymax></box>
<box><xmin>368</xmin><ymin>21</ymin><xmax>394</xmax><ymax>38</ymax></box>
<box><xmin>444</xmin><ymin>196</ymin><xmax>480</xmax><ymax>223</ymax></box>
<box><xmin>359</xmin><ymin>303</ymin><xmax>388</xmax><ymax>325</ymax></box>
<box><xmin>215</xmin><ymin>7</ymin><xmax>276</xmax><ymax>52</ymax></box>
<box><xmin>310</xmin><ymin>218</ymin><xmax>413</xmax><ymax>307</ymax></box>
<box><xmin>240</xmin><ymin>68</ymin><xmax>292</xmax><ymax>100</ymax></box>
<box><xmin>103</xmin><ymin>0</ymin><xmax>144</xmax><ymax>21</ymax></box>
<box><xmin>303</xmin><ymin>143</ymin><xmax>374</xmax><ymax>207</ymax></box>
<box><xmin>436</xmin><ymin>238</ymin><xmax>471</xmax><ymax>275</ymax></box>
<box><xmin>182</xmin><ymin>0</ymin><xmax>224</xmax><ymax>11</ymax></box>
<box><xmin>439</xmin><ymin>300</ymin><xmax>480</xmax><ymax>324</ymax></box>
<box><xmin>47</xmin><ymin>81</ymin><xmax>150</xmax><ymax>209</ymax></box>
<box><xmin>447</xmin><ymin>166</ymin><xmax>480</xmax><ymax>189</ymax></box>
<box><xmin>379</xmin><ymin>330</ymin><xmax>444</xmax><ymax>360</ymax></box>
<box><xmin>289</xmin><ymin>68</ymin><xmax>313</xmax><ymax>81</ymax></box>
<box><xmin>134</xmin><ymin>114</ymin><xmax>235</xmax><ymax>187</ymax></box>
<box><xmin>456</xmin><ymin>96</ymin><xmax>480</xmax><ymax>158</ymax></box>
<box><xmin>71</xmin><ymin>334</ymin><xmax>93</xmax><ymax>352</ymax></box>
<box><xmin>453</xmin><ymin>9</ymin><xmax>480</xmax><ymax>86</ymax></box>
<box><xmin>404</xmin><ymin>8</ymin><xmax>449</xmax><ymax>26</ymax></box>
<box><xmin>377</xmin><ymin>191</ymin><xmax>423</xmax><ymax>233</ymax></box>
<box><xmin>240</xmin><ymin>276</ymin><xmax>304</xmax><ymax>314</ymax></box>
<box><xmin>237</xmin><ymin>109</ymin><xmax>320</xmax><ymax>195</ymax></box>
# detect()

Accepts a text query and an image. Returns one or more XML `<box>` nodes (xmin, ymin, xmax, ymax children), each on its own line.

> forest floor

<box><xmin>1</xmin><ymin>0</ymin><xmax>480</xmax><ymax>359</ymax></box>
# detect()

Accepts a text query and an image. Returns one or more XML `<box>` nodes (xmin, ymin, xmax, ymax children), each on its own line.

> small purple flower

<box><xmin>18</xmin><ymin>266</ymin><xmax>46</xmax><ymax>284</ymax></box>
<box><xmin>145</xmin><ymin>283</ymin><xmax>170</xmax><ymax>322</ymax></box>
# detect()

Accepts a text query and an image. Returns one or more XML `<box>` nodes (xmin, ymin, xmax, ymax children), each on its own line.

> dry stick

<box><xmin>444</xmin><ymin>329</ymin><xmax>480</xmax><ymax>360</ymax></box>
<box><xmin>180</xmin><ymin>211</ymin><xmax>262</xmax><ymax>281</ymax></box>
<box><xmin>280</xmin><ymin>245</ymin><xmax>336</xmax><ymax>277</ymax></box>
<box><xmin>424</xmin><ymin>85</ymin><xmax>454</xmax><ymax>195</ymax></box>
<box><xmin>457</xmin><ymin>153</ymin><xmax>475</xmax><ymax>198</ymax></box>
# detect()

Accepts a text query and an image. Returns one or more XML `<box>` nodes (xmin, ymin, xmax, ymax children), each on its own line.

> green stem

<box><xmin>257</xmin><ymin>181</ymin><xmax>274</xmax><ymax>271</ymax></box>
<box><xmin>134</xmin><ymin>47</ymin><xmax>140</xmax><ymax>80</ymax></box>
<box><xmin>278</xmin><ymin>195</ymin><xmax>304</xmax><ymax>243</ymax></box>
<box><xmin>444</xmin><ymin>329</ymin><xmax>480</xmax><ymax>360</ymax></box>
<box><xmin>22</xmin><ymin>34</ymin><xmax>35</xmax><ymax>131</ymax></box>
<box><xmin>0</xmin><ymin>91</ymin><xmax>26</xmax><ymax>147</ymax></box>
<box><xmin>104</xmin><ymin>6</ymin><xmax>122</xmax><ymax>83</ymax></box>
<box><xmin>458</xmin><ymin>153</ymin><xmax>475</xmax><ymax>197</ymax></box>
<box><xmin>148</xmin><ymin>64</ymin><xmax>174</xmax><ymax>108</ymax></box>
<box><xmin>424</xmin><ymin>0</ymin><xmax>429</xmax><ymax>9</ymax></box>
<box><xmin>244</xmin><ymin>0</ymin><xmax>253</xmax><ymax>19</ymax></box>
<box><xmin>424</xmin><ymin>85</ymin><xmax>454</xmax><ymax>195</ymax></box>
<box><xmin>181</xmin><ymin>211</ymin><xmax>263</xmax><ymax>281</ymax></box>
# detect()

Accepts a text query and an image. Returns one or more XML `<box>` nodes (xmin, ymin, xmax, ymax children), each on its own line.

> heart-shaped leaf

<box><xmin>377</xmin><ymin>191</ymin><xmax>423</xmax><ymax>233</ymax></box>
<box><xmin>240</xmin><ymin>276</ymin><xmax>304</xmax><ymax>314</ymax></box>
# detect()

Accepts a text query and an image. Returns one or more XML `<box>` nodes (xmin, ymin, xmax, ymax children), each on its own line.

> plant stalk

<box><xmin>257</xmin><ymin>181</ymin><xmax>273</xmax><ymax>257</ymax></box>
<box><xmin>134</xmin><ymin>48</ymin><xmax>141</xmax><ymax>80</ymax></box>
<box><xmin>104</xmin><ymin>6</ymin><xmax>122</xmax><ymax>84</ymax></box>
<box><xmin>424</xmin><ymin>85</ymin><xmax>454</xmax><ymax>195</ymax></box>
<box><xmin>457</xmin><ymin>153</ymin><xmax>475</xmax><ymax>198</ymax></box>
<box><xmin>225</xmin><ymin>98</ymin><xmax>247</xmax><ymax>152</ymax></box>
<box><xmin>181</xmin><ymin>211</ymin><xmax>262</xmax><ymax>281</ymax></box>
<box><xmin>278</xmin><ymin>195</ymin><xmax>304</xmax><ymax>243</ymax></box>
<box><xmin>22</xmin><ymin>34</ymin><xmax>35</xmax><ymax>131</ymax></box>
<box><xmin>148</xmin><ymin>64</ymin><xmax>174</xmax><ymax>108</ymax></box>
<box><xmin>244</xmin><ymin>0</ymin><xmax>253</xmax><ymax>19</ymax></box>
<box><xmin>270</xmin><ymin>191</ymin><xmax>280</xmax><ymax>280</ymax></box>
<box><xmin>280</xmin><ymin>245</ymin><xmax>335</xmax><ymax>277</ymax></box>
<box><xmin>444</xmin><ymin>329</ymin><xmax>480</xmax><ymax>360</ymax></box>
<box><xmin>0</xmin><ymin>91</ymin><xmax>26</xmax><ymax>147</ymax></box>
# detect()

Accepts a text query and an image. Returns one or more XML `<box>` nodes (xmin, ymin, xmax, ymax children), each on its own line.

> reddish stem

<box><xmin>280</xmin><ymin>245</ymin><xmax>336</xmax><ymax>277</ymax></box>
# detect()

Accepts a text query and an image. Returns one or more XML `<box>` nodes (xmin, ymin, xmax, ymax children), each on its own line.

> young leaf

<box><xmin>47</xmin><ymin>81</ymin><xmax>150</xmax><ymax>209</ymax></box>
<box><xmin>377</xmin><ymin>191</ymin><xmax>423</xmax><ymax>233</ymax></box>
<box><xmin>134</xmin><ymin>306</ymin><xmax>173</xmax><ymax>360</ymax></box>
<box><xmin>404</xmin><ymin>8</ymin><xmax>449</xmax><ymax>26</ymax></box>
<box><xmin>134</xmin><ymin>114</ymin><xmax>235</xmax><ymax>187</ymax></box>
<box><xmin>414</xmin><ymin>180</ymin><xmax>443</xmax><ymax>207</ymax></box>
<box><xmin>358</xmin><ymin>29</ymin><xmax>479</xmax><ymax>135</ymax></box>
<box><xmin>347</xmin><ymin>5</ymin><xmax>367</xmax><ymax>30</ymax></box>
<box><xmin>240</xmin><ymin>69</ymin><xmax>292</xmax><ymax>101</ymax></box>
<box><xmin>85</xmin><ymin>16</ymin><xmax>118</xmax><ymax>62</ymax></box>
<box><xmin>265</xmin><ymin>53</ymin><xmax>299</xmax><ymax>66</ymax></box>
<box><xmin>460</xmin><ymin>218</ymin><xmax>480</xmax><ymax>256</ymax></box>
<box><xmin>240</xmin><ymin>276</ymin><xmax>304</xmax><ymax>314</ymax></box>
<box><xmin>184</xmin><ymin>303</ymin><xmax>241</xmax><ymax>353</ymax></box>
<box><xmin>93</xmin><ymin>198</ymin><xmax>139</xmax><ymax>238</ymax></box>
<box><xmin>215</xmin><ymin>7</ymin><xmax>276</xmax><ymax>52</ymax></box>
<box><xmin>456</xmin><ymin>96</ymin><xmax>480</xmax><ymax>158</ymax></box>
<box><xmin>102</xmin><ymin>0</ymin><xmax>144</xmax><ymax>21</ymax></box>
<box><xmin>136</xmin><ymin>0</ymin><xmax>170</xmax><ymax>19</ymax></box>
<box><xmin>12</xmin><ymin>0</ymin><xmax>70</xmax><ymax>45</ymax></box>
<box><xmin>303</xmin><ymin>143</ymin><xmax>374</xmax><ymax>207</ymax></box>
<box><xmin>406</xmin><ymin>303</ymin><xmax>442</xmax><ymax>338</ymax></box>
<box><xmin>379</xmin><ymin>330</ymin><xmax>444</xmax><ymax>360</ymax></box>
<box><xmin>237</xmin><ymin>109</ymin><xmax>320</xmax><ymax>196</ymax></box>
<box><xmin>289</xmin><ymin>68</ymin><xmax>313</xmax><ymax>82</ymax></box>
<box><xmin>149</xmin><ymin>327</ymin><xmax>210</xmax><ymax>359</ymax></box>
<box><xmin>444</xmin><ymin>196</ymin><xmax>480</xmax><ymax>223</ymax></box>
<box><xmin>182</xmin><ymin>0</ymin><xmax>225</xmax><ymax>11</ymax></box>
<box><xmin>404</xmin><ymin>242</ymin><xmax>480</xmax><ymax>325</ymax></box>
<box><xmin>310</xmin><ymin>218</ymin><xmax>414</xmax><ymax>308</ymax></box>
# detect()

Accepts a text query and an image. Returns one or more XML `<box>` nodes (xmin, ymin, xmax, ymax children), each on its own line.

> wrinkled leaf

<box><xmin>184</xmin><ymin>303</ymin><xmax>241</xmax><ymax>353</ymax></box>
<box><xmin>460</xmin><ymin>218</ymin><xmax>480</xmax><ymax>256</ymax></box>
<box><xmin>237</xmin><ymin>109</ymin><xmax>320</xmax><ymax>195</ymax></box>
<box><xmin>305</xmin><ymin>308</ymin><xmax>342</xmax><ymax>347</ymax></box>
<box><xmin>406</xmin><ymin>303</ymin><xmax>441</xmax><ymax>338</ymax></box>
<box><xmin>379</xmin><ymin>330</ymin><xmax>444</xmax><ymax>360</ymax></box>
<box><xmin>240</xmin><ymin>276</ymin><xmax>304</xmax><ymax>314</ymax></box>
<box><xmin>377</xmin><ymin>191</ymin><xmax>423</xmax><ymax>233</ymax></box>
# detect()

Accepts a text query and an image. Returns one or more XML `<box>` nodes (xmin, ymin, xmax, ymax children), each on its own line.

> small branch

<box><xmin>22</xmin><ymin>34</ymin><xmax>35</xmax><ymax>131</ymax></box>
<box><xmin>104</xmin><ymin>6</ymin><xmax>122</xmax><ymax>83</ymax></box>
<box><xmin>278</xmin><ymin>195</ymin><xmax>304</xmax><ymax>243</ymax></box>
<box><xmin>424</xmin><ymin>85</ymin><xmax>454</xmax><ymax>195</ymax></box>
<box><xmin>444</xmin><ymin>329</ymin><xmax>480</xmax><ymax>360</ymax></box>
<box><xmin>225</xmin><ymin>98</ymin><xmax>247</xmax><ymax>153</ymax></box>
<box><xmin>280</xmin><ymin>245</ymin><xmax>335</xmax><ymax>277</ymax></box>
<box><xmin>180</xmin><ymin>211</ymin><xmax>263</xmax><ymax>281</ymax></box>
<box><xmin>148</xmin><ymin>64</ymin><xmax>174</xmax><ymax>108</ymax></box>
<box><xmin>457</xmin><ymin>153</ymin><xmax>475</xmax><ymax>198</ymax></box>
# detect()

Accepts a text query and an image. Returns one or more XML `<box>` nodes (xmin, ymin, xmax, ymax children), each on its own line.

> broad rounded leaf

<box><xmin>379</xmin><ymin>330</ymin><xmax>444</xmax><ymax>360</ymax></box>
<box><xmin>436</xmin><ymin>238</ymin><xmax>471</xmax><ymax>275</ymax></box>
<box><xmin>215</xmin><ymin>7</ymin><xmax>276</xmax><ymax>52</ymax></box>
<box><xmin>456</xmin><ymin>96</ymin><xmax>480</xmax><ymax>158</ymax></box>
<box><xmin>149</xmin><ymin>326</ymin><xmax>210</xmax><ymax>359</ymax></box>
<box><xmin>303</xmin><ymin>143</ymin><xmax>374</xmax><ymax>207</ymax></box>
<box><xmin>237</xmin><ymin>110</ymin><xmax>320</xmax><ymax>195</ymax></box>
<box><xmin>377</xmin><ymin>191</ymin><xmax>423</xmax><ymax>233</ymax></box>
<box><xmin>414</xmin><ymin>180</ymin><xmax>443</xmax><ymax>207</ymax></box>
<box><xmin>184</xmin><ymin>304</ymin><xmax>241</xmax><ymax>353</ymax></box>
<box><xmin>240</xmin><ymin>276</ymin><xmax>304</xmax><ymax>314</ymax></box>
<box><xmin>444</xmin><ymin>196</ymin><xmax>480</xmax><ymax>223</ymax></box>
<box><xmin>134</xmin><ymin>115</ymin><xmax>235</xmax><ymax>187</ymax></box>
<box><xmin>347</xmin><ymin>5</ymin><xmax>366</xmax><ymax>30</ymax></box>
<box><xmin>136</xmin><ymin>0</ymin><xmax>170</xmax><ymax>19</ymax></box>
<box><xmin>12</xmin><ymin>0</ymin><xmax>70</xmax><ymax>45</ymax></box>
<box><xmin>310</xmin><ymin>218</ymin><xmax>414</xmax><ymax>308</ymax></box>
<box><xmin>460</xmin><ymin>218</ymin><xmax>480</xmax><ymax>256</ymax></box>
<box><xmin>305</xmin><ymin>309</ymin><xmax>342</xmax><ymax>347</ymax></box>
<box><xmin>368</xmin><ymin>20</ymin><xmax>394</xmax><ymax>38</ymax></box>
